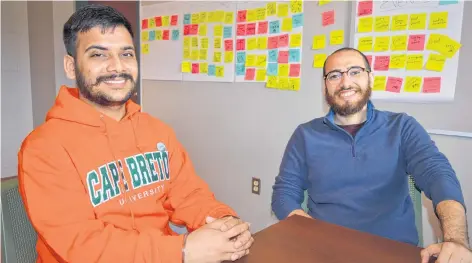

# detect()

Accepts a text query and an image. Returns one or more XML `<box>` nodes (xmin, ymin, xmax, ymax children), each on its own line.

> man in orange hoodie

<box><xmin>18</xmin><ymin>4</ymin><xmax>254</xmax><ymax>263</ymax></box>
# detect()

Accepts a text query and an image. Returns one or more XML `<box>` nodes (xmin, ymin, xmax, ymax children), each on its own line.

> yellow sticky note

<box><xmin>162</xmin><ymin>16</ymin><xmax>170</xmax><ymax>27</ymax></box>
<box><xmin>181</xmin><ymin>61</ymin><xmax>191</xmax><ymax>73</ymax></box>
<box><xmin>319</xmin><ymin>0</ymin><xmax>332</xmax><ymax>6</ymax></box>
<box><xmin>313</xmin><ymin>54</ymin><xmax>327</xmax><ymax>68</ymax></box>
<box><xmin>266</xmin><ymin>76</ymin><xmax>278</xmax><ymax>88</ymax></box>
<box><xmin>247</xmin><ymin>9</ymin><xmax>257</xmax><ymax>22</ymax></box>
<box><xmin>142</xmin><ymin>43</ymin><xmax>149</xmax><ymax>54</ymax></box>
<box><xmin>278</xmin><ymin>64</ymin><xmax>289</xmax><ymax>77</ymax></box>
<box><xmin>289</xmin><ymin>77</ymin><xmax>301</xmax><ymax>91</ymax></box>
<box><xmin>374</xmin><ymin>16</ymin><xmax>391</xmax><ymax>32</ymax></box>
<box><xmin>390</xmin><ymin>54</ymin><xmax>407</xmax><ymax>69</ymax></box>
<box><xmin>409</xmin><ymin>13</ymin><xmax>427</xmax><ymax>30</ymax></box>
<box><xmin>224</xmin><ymin>12</ymin><xmax>234</xmax><ymax>24</ymax></box>
<box><xmin>192</xmin><ymin>36</ymin><xmax>199</xmax><ymax>48</ymax></box>
<box><xmin>149</xmin><ymin>18</ymin><xmax>156</xmax><ymax>28</ymax></box>
<box><xmin>247</xmin><ymin>37</ymin><xmax>257</xmax><ymax>50</ymax></box>
<box><xmin>200</xmin><ymin>37</ymin><xmax>209</xmax><ymax>49</ymax></box>
<box><xmin>267</xmin><ymin>2</ymin><xmax>277</xmax><ymax>16</ymax></box>
<box><xmin>373</xmin><ymin>76</ymin><xmax>387</xmax><ymax>91</ymax></box>
<box><xmin>191</xmin><ymin>13</ymin><xmax>199</xmax><ymax>24</ymax></box>
<box><xmin>429</xmin><ymin>12</ymin><xmax>448</xmax><ymax>30</ymax></box>
<box><xmin>358</xmin><ymin>17</ymin><xmax>373</xmax><ymax>33</ymax></box>
<box><xmin>214</xmin><ymin>37</ymin><xmax>222</xmax><ymax>49</ymax></box>
<box><xmin>406</xmin><ymin>54</ymin><xmax>424</xmax><ymax>70</ymax></box>
<box><xmin>156</xmin><ymin>30</ymin><xmax>163</xmax><ymax>40</ymax></box>
<box><xmin>374</xmin><ymin>36</ymin><xmax>390</xmax><ymax>52</ymax></box>
<box><xmin>213</xmin><ymin>51</ymin><xmax>222</xmax><ymax>62</ymax></box>
<box><xmin>199</xmin><ymin>24</ymin><xmax>207</xmax><ymax>36</ymax></box>
<box><xmin>277</xmin><ymin>3</ymin><xmax>289</xmax><ymax>17</ymax></box>
<box><xmin>312</xmin><ymin>35</ymin><xmax>326</xmax><ymax>50</ymax></box>
<box><xmin>142</xmin><ymin>31</ymin><xmax>149</xmax><ymax>41</ymax></box>
<box><xmin>214</xmin><ymin>25</ymin><xmax>223</xmax><ymax>37</ymax></box>
<box><xmin>256</xmin><ymin>7</ymin><xmax>267</xmax><ymax>20</ymax></box>
<box><xmin>199</xmin><ymin>12</ymin><xmax>207</xmax><ymax>23</ymax></box>
<box><xmin>224</xmin><ymin>51</ymin><xmax>234</xmax><ymax>63</ymax></box>
<box><xmin>207</xmin><ymin>11</ymin><xmax>215</xmax><ymax>23</ymax></box>
<box><xmin>391</xmin><ymin>35</ymin><xmax>407</xmax><ymax>51</ymax></box>
<box><xmin>184</xmin><ymin>36</ymin><xmax>191</xmax><ymax>48</ymax></box>
<box><xmin>256</xmin><ymin>69</ymin><xmax>267</xmax><ymax>81</ymax></box>
<box><xmin>290</xmin><ymin>33</ymin><xmax>302</xmax><ymax>47</ymax></box>
<box><xmin>256</xmin><ymin>55</ymin><xmax>267</xmax><ymax>68</ymax></box>
<box><xmin>215</xmin><ymin>65</ymin><xmax>224</xmax><ymax>77</ymax></box>
<box><xmin>358</xmin><ymin>36</ymin><xmax>373</xmax><ymax>52</ymax></box>
<box><xmin>200</xmin><ymin>62</ymin><xmax>208</xmax><ymax>74</ymax></box>
<box><xmin>329</xmin><ymin>30</ymin><xmax>344</xmax><ymax>45</ymax></box>
<box><xmin>199</xmin><ymin>49</ymin><xmax>208</xmax><ymax>60</ymax></box>
<box><xmin>278</xmin><ymin>77</ymin><xmax>290</xmax><ymax>89</ymax></box>
<box><xmin>290</xmin><ymin>0</ymin><xmax>303</xmax><ymax>14</ymax></box>
<box><xmin>404</xmin><ymin>76</ymin><xmax>422</xmax><ymax>92</ymax></box>
<box><xmin>258</xmin><ymin>36</ymin><xmax>268</xmax><ymax>50</ymax></box>
<box><xmin>183</xmin><ymin>48</ymin><xmax>190</xmax><ymax>59</ymax></box>
<box><xmin>282</xmin><ymin>18</ymin><xmax>293</xmax><ymax>32</ymax></box>
<box><xmin>391</xmin><ymin>14</ymin><xmax>408</xmax><ymax>31</ymax></box>
<box><xmin>214</xmin><ymin>10</ymin><xmax>225</xmax><ymax>23</ymax></box>
<box><xmin>437</xmin><ymin>36</ymin><xmax>461</xmax><ymax>58</ymax></box>
<box><xmin>246</xmin><ymin>54</ymin><xmax>256</xmax><ymax>66</ymax></box>
<box><xmin>425</xmin><ymin>53</ymin><xmax>447</xmax><ymax>72</ymax></box>
<box><xmin>191</xmin><ymin>49</ymin><xmax>199</xmax><ymax>60</ymax></box>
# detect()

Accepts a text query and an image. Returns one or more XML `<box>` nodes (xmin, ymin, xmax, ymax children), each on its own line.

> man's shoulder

<box><xmin>18</xmin><ymin>121</ymin><xmax>65</xmax><ymax>157</ymax></box>
<box><xmin>135</xmin><ymin>112</ymin><xmax>175</xmax><ymax>134</ymax></box>
<box><xmin>374</xmin><ymin>109</ymin><xmax>416</xmax><ymax>125</ymax></box>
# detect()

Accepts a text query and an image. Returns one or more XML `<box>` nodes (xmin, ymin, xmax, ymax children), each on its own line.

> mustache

<box><xmin>335</xmin><ymin>86</ymin><xmax>360</xmax><ymax>95</ymax></box>
<box><xmin>93</xmin><ymin>73</ymin><xmax>134</xmax><ymax>86</ymax></box>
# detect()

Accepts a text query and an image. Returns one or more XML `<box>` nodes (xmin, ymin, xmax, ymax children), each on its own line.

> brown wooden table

<box><xmin>232</xmin><ymin>215</ymin><xmax>429</xmax><ymax>263</ymax></box>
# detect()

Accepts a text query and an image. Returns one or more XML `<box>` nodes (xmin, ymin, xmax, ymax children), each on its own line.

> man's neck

<box><xmin>334</xmin><ymin>105</ymin><xmax>368</xmax><ymax>126</ymax></box>
<box><xmin>80</xmin><ymin>96</ymin><xmax>126</xmax><ymax>121</ymax></box>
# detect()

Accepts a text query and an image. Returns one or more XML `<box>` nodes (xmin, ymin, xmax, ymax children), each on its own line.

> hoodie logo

<box><xmin>86</xmin><ymin>142</ymin><xmax>170</xmax><ymax>207</ymax></box>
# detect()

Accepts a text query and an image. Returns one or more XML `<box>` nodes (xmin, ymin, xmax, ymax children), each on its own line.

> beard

<box><xmin>325</xmin><ymin>79</ymin><xmax>372</xmax><ymax>117</ymax></box>
<box><xmin>75</xmin><ymin>63</ymin><xmax>136</xmax><ymax>107</ymax></box>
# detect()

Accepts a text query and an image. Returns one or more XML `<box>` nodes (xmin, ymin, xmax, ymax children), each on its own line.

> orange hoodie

<box><xmin>18</xmin><ymin>86</ymin><xmax>237</xmax><ymax>263</ymax></box>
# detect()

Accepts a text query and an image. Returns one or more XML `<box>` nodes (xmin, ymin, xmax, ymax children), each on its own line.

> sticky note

<box><xmin>258</xmin><ymin>37</ymin><xmax>268</xmax><ymax>49</ymax></box>
<box><xmin>190</xmin><ymin>24</ymin><xmax>199</xmax><ymax>35</ymax></box>
<box><xmin>237</xmin><ymin>10</ymin><xmax>247</xmax><ymax>22</ymax></box>
<box><xmin>268</xmin><ymin>49</ymin><xmax>278</xmax><ymax>62</ymax></box>
<box><xmin>214</xmin><ymin>25</ymin><xmax>223</xmax><ymax>37</ymax></box>
<box><xmin>199</xmin><ymin>12</ymin><xmax>207</xmax><ymax>23</ymax></box>
<box><xmin>162</xmin><ymin>16</ymin><xmax>170</xmax><ymax>27</ymax></box>
<box><xmin>142</xmin><ymin>19</ymin><xmax>149</xmax><ymax>29</ymax></box>
<box><xmin>247</xmin><ymin>38</ymin><xmax>257</xmax><ymax>50</ymax></box>
<box><xmin>409</xmin><ymin>13</ymin><xmax>427</xmax><ymax>30</ymax></box>
<box><xmin>266</xmin><ymin>76</ymin><xmax>278</xmax><ymax>88</ymax></box>
<box><xmin>277</xmin><ymin>3</ymin><xmax>289</xmax><ymax>17</ymax></box>
<box><xmin>256</xmin><ymin>55</ymin><xmax>267</xmax><ymax>68</ymax></box>
<box><xmin>213</xmin><ymin>51</ymin><xmax>222</xmax><ymax>62</ymax></box>
<box><xmin>183</xmin><ymin>25</ymin><xmax>190</xmax><ymax>36</ymax></box>
<box><xmin>225</xmin><ymin>12</ymin><xmax>234</xmax><ymax>24</ymax></box>
<box><xmin>289</xmin><ymin>49</ymin><xmax>301</xmax><ymax>62</ymax></box>
<box><xmin>289</xmin><ymin>64</ymin><xmax>301</xmax><ymax>77</ymax></box>
<box><xmin>199</xmin><ymin>49</ymin><xmax>208</xmax><ymax>60</ymax></box>
<box><xmin>358</xmin><ymin>36</ymin><xmax>373</xmax><ymax>52</ymax></box>
<box><xmin>426</xmin><ymin>34</ymin><xmax>461</xmax><ymax>58</ymax></box>
<box><xmin>289</xmin><ymin>77</ymin><xmax>301</xmax><ymax>91</ymax></box>
<box><xmin>199</xmin><ymin>24</ymin><xmax>207</xmax><ymax>36</ymax></box>
<box><xmin>214</xmin><ymin>11</ymin><xmax>225</xmax><ymax>23</ymax></box>
<box><xmin>149</xmin><ymin>18</ymin><xmax>156</xmax><ymax>28</ymax></box>
<box><xmin>184</xmin><ymin>14</ymin><xmax>191</xmax><ymax>25</ymax></box>
<box><xmin>256</xmin><ymin>7</ymin><xmax>267</xmax><ymax>21</ymax></box>
<box><xmin>267</xmin><ymin>63</ymin><xmax>278</xmax><ymax>76</ymax></box>
<box><xmin>357</xmin><ymin>1</ymin><xmax>373</xmax><ymax>17</ymax></box>
<box><xmin>278</xmin><ymin>51</ymin><xmax>289</xmax><ymax>63</ymax></box>
<box><xmin>245</xmin><ymin>68</ymin><xmax>255</xmax><ymax>80</ymax></box>
<box><xmin>236</xmin><ymin>64</ymin><xmax>246</xmax><ymax>76</ymax></box>
<box><xmin>374</xmin><ymin>16</ymin><xmax>390</xmax><ymax>32</ymax></box>
<box><xmin>236</xmin><ymin>39</ymin><xmax>246</xmax><ymax>51</ymax></box>
<box><xmin>279</xmin><ymin>34</ymin><xmax>289</xmax><ymax>47</ymax></box>
<box><xmin>439</xmin><ymin>0</ymin><xmax>458</xmax><ymax>5</ymax></box>
<box><xmin>247</xmin><ymin>9</ymin><xmax>257</xmax><ymax>22</ymax></box>
<box><xmin>142</xmin><ymin>43</ymin><xmax>149</xmax><ymax>54</ymax></box>
<box><xmin>279</xmin><ymin>64</ymin><xmax>289</xmax><ymax>76</ymax></box>
<box><xmin>258</xmin><ymin>21</ymin><xmax>269</xmax><ymax>34</ymax></box>
<box><xmin>429</xmin><ymin>12</ymin><xmax>448</xmax><ymax>30</ymax></box>
<box><xmin>191</xmin><ymin>36</ymin><xmax>199</xmax><ymax>47</ymax></box>
<box><xmin>171</xmin><ymin>29</ymin><xmax>180</xmax><ymax>40</ymax></box>
<box><xmin>214</xmin><ymin>37</ymin><xmax>222</xmax><ymax>49</ymax></box>
<box><xmin>282</xmin><ymin>18</ymin><xmax>293</xmax><ymax>32</ymax></box>
<box><xmin>279</xmin><ymin>77</ymin><xmax>290</xmax><ymax>89</ymax></box>
<box><xmin>408</xmin><ymin>35</ymin><xmax>425</xmax><ymax>51</ymax></box>
<box><xmin>406</xmin><ymin>54</ymin><xmax>424</xmax><ymax>70</ymax></box>
<box><xmin>201</xmin><ymin>37</ymin><xmax>209</xmax><ymax>49</ymax></box>
<box><xmin>191</xmin><ymin>49</ymin><xmax>199</xmax><ymax>60</ymax></box>
<box><xmin>246</xmin><ymin>23</ymin><xmax>256</xmax><ymax>35</ymax></box>
<box><xmin>292</xmin><ymin>13</ymin><xmax>304</xmax><ymax>28</ymax></box>
<box><xmin>149</xmin><ymin>30</ymin><xmax>156</xmax><ymax>41</ymax></box>
<box><xmin>425</xmin><ymin>53</ymin><xmax>447</xmax><ymax>72</ymax></box>
<box><xmin>290</xmin><ymin>33</ymin><xmax>302</xmax><ymax>47</ymax></box>
<box><xmin>329</xmin><ymin>30</ymin><xmax>344</xmax><ymax>45</ymax></box>
<box><xmin>223</xmin><ymin>26</ymin><xmax>232</xmax><ymax>39</ymax></box>
<box><xmin>256</xmin><ymin>69</ymin><xmax>267</xmax><ymax>81</ymax></box>
<box><xmin>181</xmin><ymin>61</ymin><xmax>191</xmax><ymax>72</ymax></box>
<box><xmin>389</xmin><ymin>54</ymin><xmax>407</xmax><ymax>69</ymax></box>
<box><xmin>268</xmin><ymin>36</ymin><xmax>279</xmax><ymax>49</ymax></box>
<box><xmin>208</xmin><ymin>64</ymin><xmax>216</xmax><ymax>76</ymax></box>
<box><xmin>391</xmin><ymin>14</ymin><xmax>408</xmax><ymax>31</ymax></box>
<box><xmin>391</xmin><ymin>35</ymin><xmax>407</xmax><ymax>51</ymax></box>
<box><xmin>374</xmin><ymin>36</ymin><xmax>390</xmax><ymax>52</ymax></box>
<box><xmin>200</xmin><ymin>62</ymin><xmax>208</xmax><ymax>74</ymax></box>
<box><xmin>322</xmin><ymin>10</ymin><xmax>335</xmax><ymax>27</ymax></box>
<box><xmin>404</xmin><ymin>76</ymin><xmax>422</xmax><ymax>92</ymax></box>
<box><xmin>358</xmin><ymin>17</ymin><xmax>373</xmax><ymax>33</ymax></box>
<box><xmin>191</xmin><ymin>13</ymin><xmax>199</xmax><ymax>24</ymax></box>
<box><xmin>236</xmin><ymin>51</ymin><xmax>246</xmax><ymax>64</ymax></box>
<box><xmin>313</xmin><ymin>35</ymin><xmax>326</xmax><ymax>50</ymax></box>
<box><xmin>386</xmin><ymin>77</ymin><xmax>403</xmax><ymax>93</ymax></box>
<box><xmin>423</xmin><ymin>77</ymin><xmax>441</xmax><ymax>93</ymax></box>
<box><xmin>290</xmin><ymin>0</ymin><xmax>303</xmax><ymax>14</ymax></box>
<box><xmin>246</xmin><ymin>54</ymin><xmax>256</xmax><ymax>66</ymax></box>
<box><xmin>373</xmin><ymin>76</ymin><xmax>387</xmax><ymax>91</ymax></box>
<box><xmin>224</xmin><ymin>39</ymin><xmax>233</xmax><ymax>51</ymax></box>
<box><xmin>155</xmin><ymin>30</ymin><xmax>163</xmax><ymax>40</ymax></box>
<box><xmin>374</xmin><ymin>56</ymin><xmax>390</xmax><ymax>71</ymax></box>
<box><xmin>267</xmin><ymin>2</ymin><xmax>277</xmax><ymax>16</ymax></box>
<box><xmin>215</xmin><ymin>66</ymin><xmax>224</xmax><ymax>77</ymax></box>
<box><xmin>224</xmin><ymin>51</ymin><xmax>234</xmax><ymax>63</ymax></box>
<box><xmin>142</xmin><ymin>31</ymin><xmax>149</xmax><ymax>41</ymax></box>
<box><xmin>313</xmin><ymin>54</ymin><xmax>327</xmax><ymax>68</ymax></box>
<box><xmin>269</xmin><ymin>20</ymin><xmax>281</xmax><ymax>34</ymax></box>
<box><xmin>191</xmin><ymin>63</ymin><xmax>199</xmax><ymax>74</ymax></box>
<box><xmin>183</xmin><ymin>48</ymin><xmax>190</xmax><ymax>59</ymax></box>
<box><xmin>237</xmin><ymin>24</ymin><xmax>246</xmax><ymax>36</ymax></box>
<box><xmin>161</xmin><ymin>30</ymin><xmax>169</xmax><ymax>41</ymax></box>
<box><xmin>156</xmin><ymin>17</ymin><xmax>163</xmax><ymax>27</ymax></box>
<box><xmin>319</xmin><ymin>0</ymin><xmax>332</xmax><ymax>6</ymax></box>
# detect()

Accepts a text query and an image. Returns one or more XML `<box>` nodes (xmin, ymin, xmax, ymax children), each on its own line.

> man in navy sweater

<box><xmin>271</xmin><ymin>47</ymin><xmax>471</xmax><ymax>263</ymax></box>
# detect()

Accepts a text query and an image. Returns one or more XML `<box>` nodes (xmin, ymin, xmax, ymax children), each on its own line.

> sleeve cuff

<box><xmin>430</xmin><ymin>179</ymin><xmax>466</xmax><ymax>212</ymax></box>
<box><xmin>208</xmin><ymin>206</ymin><xmax>238</xmax><ymax>219</ymax></box>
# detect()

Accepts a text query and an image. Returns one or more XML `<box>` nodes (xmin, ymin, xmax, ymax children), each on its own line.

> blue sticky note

<box><xmin>269</xmin><ymin>20</ymin><xmax>280</xmax><ymax>34</ymax></box>
<box><xmin>267</xmin><ymin>63</ymin><xmax>278</xmax><ymax>76</ymax></box>
<box><xmin>439</xmin><ymin>0</ymin><xmax>458</xmax><ymax>5</ymax></box>
<box><xmin>268</xmin><ymin>49</ymin><xmax>278</xmax><ymax>63</ymax></box>
<box><xmin>292</xmin><ymin>14</ymin><xmax>304</xmax><ymax>28</ymax></box>
<box><xmin>184</xmin><ymin>14</ymin><xmax>191</xmax><ymax>24</ymax></box>
<box><xmin>289</xmin><ymin>49</ymin><xmax>301</xmax><ymax>63</ymax></box>
<box><xmin>171</xmin><ymin>29</ymin><xmax>180</xmax><ymax>40</ymax></box>
<box><xmin>236</xmin><ymin>64</ymin><xmax>246</xmax><ymax>76</ymax></box>
<box><xmin>149</xmin><ymin>30</ymin><xmax>156</xmax><ymax>41</ymax></box>
<box><xmin>236</xmin><ymin>52</ymin><xmax>246</xmax><ymax>64</ymax></box>
<box><xmin>223</xmin><ymin>26</ymin><xmax>232</xmax><ymax>38</ymax></box>
<box><xmin>208</xmin><ymin>65</ymin><xmax>216</xmax><ymax>76</ymax></box>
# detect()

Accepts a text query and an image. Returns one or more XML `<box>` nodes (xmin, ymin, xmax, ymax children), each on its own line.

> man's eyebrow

<box><xmin>122</xmin><ymin>46</ymin><xmax>135</xmax><ymax>51</ymax></box>
<box><xmin>84</xmin><ymin>45</ymin><xmax>135</xmax><ymax>52</ymax></box>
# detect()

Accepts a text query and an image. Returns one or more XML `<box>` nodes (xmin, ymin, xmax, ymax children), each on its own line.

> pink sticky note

<box><xmin>366</xmin><ymin>55</ymin><xmax>373</xmax><ymax>67</ymax></box>
<box><xmin>245</xmin><ymin>68</ymin><xmax>255</xmax><ymax>80</ymax></box>
<box><xmin>278</xmin><ymin>34</ymin><xmax>289</xmax><ymax>47</ymax></box>
<box><xmin>386</xmin><ymin>77</ymin><xmax>403</xmax><ymax>93</ymax></box>
<box><xmin>142</xmin><ymin>19</ymin><xmax>148</xmax><ymax>29</ymax></box>
<box><xmin>322</xmin><ymin>10</ymin><xmax>335</xmax><ymax>27</ymax></box>
<box><xmin>225</xmin><ymin>39</ymin><xmax>233</xmax><ymax>51</ymax></box>
<box><xmin>171</xmin><ymin>15</ymin><xmax>178</xmax><ymax>26</ymax></box>
<box><xmin>278</xmin><ymin>51</ymin><xmax>289</xmax><ymax>63</ymax></box>
<box><xmin>408</xmin><ymin>35</ymin><xmax>425</xmax><ymax>51</ymax></box>
<box><xmin>423</xmin><ymin>77</ymin><xmax>441</xmax><ymax>93</ymax></box>
<box><xmin>357</xmin><ymin>1</ymin><xmax>373</xmax><ymax>17</ymax></box>
<box><xmin>192</xmin><ymin>63</ymin><xmax>199</xmax><ymax>74</ymax></box>
<box><xmin>190</xmin><ymin>24</ymin><xmax>199</xmax><ymax>35</ymax></box>
<box><xmin>268</xmin><ymin>36</ymin><xmax>279</xmax><ymax>49</ymax></box>
<box><xmin>236</xmin><ymin>39</ymin><xmax>246</xmax><ymax>50</ymax></box>
<box><xmin>237</xmin><ymin>24</ymin><xmax>246</xmax><ymax>36</ymax></box>
<box><xmin>289</xmin><ymin>64</ymin><xmax>301</xmax><ymax>77</ymax></box>
<box><xmin>258</xmin><ymin>21</ymin><xmax>268</xmax><ymax>34</ymax></box>
<box><xmin>237</xmin><ymin>10</ymin><xmax>247</xmax><ymax>22</ymax></box>
<box><xmin>155</xmin><ymin>16</ymin><xmax>162</xmax><ymax>27</ymax></box>
<box><xmin>246</xmin><ymin>23</ymin><xmax>256</xmax><ymax>35</ymax></box>
<box><xmin>163</xmin><ymin>30</ymin><xmax>170</xmax><ymax>40</ymax></box>
<box><xmin>183</xmin><ymin>25</ymin><xmax>190</xmax><ymax>35</ymax></box>
<box><xmin>374</xmin><ymin>56</ymin><xmax>390</xmax><ymax>71</ymax></box>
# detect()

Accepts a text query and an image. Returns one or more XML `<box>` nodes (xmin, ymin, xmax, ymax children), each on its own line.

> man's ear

<box><xmin>64</xmin><ymin>55</ymin><xmax>76</xmax><ymax>80</ymax></box>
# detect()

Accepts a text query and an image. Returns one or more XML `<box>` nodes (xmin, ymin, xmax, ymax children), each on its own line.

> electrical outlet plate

<box><xmin>252</xmin><ymin>177</ymin><xmax>261</xmax><ymax>195</ymax></box>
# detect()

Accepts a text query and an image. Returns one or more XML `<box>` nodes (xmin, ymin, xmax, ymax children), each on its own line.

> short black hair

<box><xmin>63</xmin><ymin>4</ymin><xmax>134</xmax><ymax>57</ymax></box>
<box><xmin>322</xmin><ymin>47</ymin><xmax>372</xmax><ymax>76</ymax></box>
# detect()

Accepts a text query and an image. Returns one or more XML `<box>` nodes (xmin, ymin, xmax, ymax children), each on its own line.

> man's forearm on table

<box><xmin>436</xmin><ymin>199</ymin><xmax>470</xmax><ymax>248</ymax></box>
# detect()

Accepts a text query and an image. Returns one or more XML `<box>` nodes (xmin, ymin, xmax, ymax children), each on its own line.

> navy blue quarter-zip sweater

<box><xmin>271</xmin><ymin>101</ymin><xmax>465</xmax><ymax>246</ymax></box>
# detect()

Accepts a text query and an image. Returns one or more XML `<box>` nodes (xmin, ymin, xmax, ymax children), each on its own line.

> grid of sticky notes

<box><xmin>234</xmin><ymin>0</ymin><xmax>303</xmax><ymax>91</ymax></box>
<box><xmin>180</xmin><ymin>10</ymin><xmax>235</xmax><ymax>78</ymax></box>
<box><xmin>355</xmin><ymin>0</ymin><xmax>462</xmax><ymax>94</ymax></box>
<box><xmin>141</xmin><ymin>14</ymin><xmax>180</xmax><ymax>54</ymax></box>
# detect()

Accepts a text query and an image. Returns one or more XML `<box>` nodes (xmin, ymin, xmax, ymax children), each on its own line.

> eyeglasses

<box><xmin>324</xmin><ymin>66</ymin><xmax>370</xmax><ymax>84</ymax></box>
